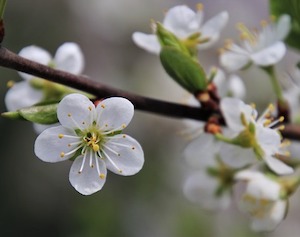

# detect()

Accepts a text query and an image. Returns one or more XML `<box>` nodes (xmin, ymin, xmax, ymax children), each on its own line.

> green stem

<box><xmin>0</xmin><ymin>0</ymin><xmax>6</xmax><ymax>19</ymax></box>
<box><xmin>214</xmin><ymin>133</ymin><xmax>234</xmax><ymax>144</ymax></box>
<box><xmin>261</xmin><ymin>65</ymin><xmax>285</xmax><ymax>104</ymax></box>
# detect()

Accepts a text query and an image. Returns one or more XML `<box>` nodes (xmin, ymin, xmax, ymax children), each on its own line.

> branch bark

<box><xmin>0</xmin><ymin>46</ymin><xmax>300</xmax><ymax>141</ymax></box>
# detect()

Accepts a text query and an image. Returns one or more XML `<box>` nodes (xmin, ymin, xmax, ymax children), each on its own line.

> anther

<box><xmin>196</xmin><ymin>3</ymin><xmax>203</xmax><ymax>11</ymax></box>
<box><xmin>100</xmin><ymin>174</ymin><xmax>106</xmax><ymax>179</ymax></box>
<box><xmin>7</xmin><ymin>80</ymin><xmax>15</xmax><ymax>88</ymax></box>
<box><xmin>101</xmin><ymin>104</ymin><xmax>105</xmax><ymax>109</ymax></box>
<box><xmin>60</xmin><ymin>152</ymin><xmax>65</xmax><ymax>158</ymax></box>
<box><xmin>58</xmin><ymin>134</ymin><xmax>64</xmax><ymax>139</ymax></box>
<box><xmin>88</xmin><ymin>106</ymin><xmax>92</xmax><ymax>111</ymax></box>
<box><xmin>68</xmin><ymin>113</ymin><xmax>71</xmax><ymax>117</ymax></box>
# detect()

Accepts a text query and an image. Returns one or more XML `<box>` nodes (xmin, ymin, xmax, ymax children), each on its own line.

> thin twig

<box><xmin>0</xmin><ymin>46</ymin><xmax>299</xmax><ymax>140</ymax></box>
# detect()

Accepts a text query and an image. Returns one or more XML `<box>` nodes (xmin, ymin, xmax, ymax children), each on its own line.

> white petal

<box><xmin>184</xmin><ymin>133</ymin><xmax>219</xmax><ymax>168</ymax></box>
<box><xmin>227</xmin><ymin>74</ymin><xmax>246</xmax><ymax>99</ymax></box>
<box><xmin>275</xmin><ymin>15</ymin><xmax>291</xmax><ymax>41</ymax></box>
<box><xmin>163</xmin><ymin>5</ymin><xmax>198</xmax><ymax>38</ymax></box>
<box><xmin>183</xmin><ymin>172</ymin><xmax>230</xmax><ymax>210</ymax></box>
<box><xmin>132</xmin><ymin>32</ymin><xmax>161</xmax><ymax>54</ymax></box>
<box><xmin>220</xmin><ymin>97</ymin><xmax>253</xmax><ymax>132</ymax></box>
<box><xmin>255</xmin><ymin>125</ymin><xmax>281</xmax><ymax>154</ymax></box>
<box><xmin>33</xmin><ymin>122</ymin><xmax>60</xmax><ymax>134</ymax></box>
<box><xmin>264</xmin><ymin>155</ymin><xmax>294</xmax><ymax>175</ymax></box>
<box><xmin>57</xmin><ymin>93</ymin><xmax>95</xmax><ymax>130</ymax></box>
<box><xmin>251</xmin><ymin>41</ymin><xmax>286</xmax><ymax>66</ymax></box>
<box><xmin>212</xmin><ymin>67</ymin><xmax>227</xmax><ymax>96</ymax></box>
<box><xmin>69</xmin><ymin>155</ymin><xmax>107</xmax><ymax>195</ymax></box>
<box><xmin>34</xmin><ymin>126</ymin><xmax>81</xmax><ymax>162</ymax></box>
<box><xmin>251</xmin><ymin>201</ymin><xmax>286</xmax><ymax>232</ymax></box>
<box><xmin>103</xmin><ymin>134</ymin><xmax>144</xmax><ymax>176</ymax></box>
<box><xmin>235</xmin><ymin>169</ymin><xmax>265</xmax><ymax>181</ymax></box>
<box><xmin>220</xmin><ymin>51</ymin><xmax>250</xmax><ymax>72</ymax></box>
<box><xmin>96</xmin><ymin>97</ymin><xmax>134</xmax><ymax>131</ymax></box>
<box><xmin>5</xmin><ymin>81</ymin><xmax>43</xmax><ymax>111</ymax></box>
<box><xmin>246</xmin><ymin>177</ymin><xmax>281</xmax><ymax>200</ymax></box>
<box><xmin>198</xmin><ymin>11</ymin><xmax>229</xmax><ymax>49</ymax></box>
<box><xmin>18</xmin><ymin>46</ymin><xmax>52</xmax><ymax>80</ymax></box>
<box><xmin>54</xmin><ymin>42</ymin><xmax>85</xmax><ymax>74</ymax></box>
<box><xmin>219</xmin><ymin>143</ymin><xmax>256</xmax><ymax>168</ymax></box>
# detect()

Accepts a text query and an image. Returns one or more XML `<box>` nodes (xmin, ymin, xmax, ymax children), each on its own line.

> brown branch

<box><xmin>0</xmin><ymin>47</ymin><xmax>211</xmax><ymax>121</ymax></box>
<box><xmin>0</xmin><ymin>46</ymin><xmax>300</xmax><ymax>141</ymax></box>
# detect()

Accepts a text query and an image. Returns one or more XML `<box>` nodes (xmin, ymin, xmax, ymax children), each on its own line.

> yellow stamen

<box><xmin>58</xmin><ymin>134</ymin><xmax>64</xmax><ymax>139</ymax></box>
<box><xmin>60</xmin><ymin>152</ymin><xmax>65</xmax><ymax>158</ymax></box>
<box><xmin>236</xmin><ymin>22</ymin><xmax>257</xmax><ymax>45</ymax></box>
<box><xmin>6</xmin><ymin>80</ymin><xmax>15</xmax><ymax>88</ymax></box>
<box><xmin>100</xmin><ymin>174</ymin><xmax>106</xmax><ymax>179</ymax></box>
<box><xmin>196</xmin><ymin>3</ymin><xmax>203</xmax><ymax>11</ymax></box>
<box><xmin>260</xmin><ymin>20</ymin><xmax>268</xmax><ymax>27</ymax></box>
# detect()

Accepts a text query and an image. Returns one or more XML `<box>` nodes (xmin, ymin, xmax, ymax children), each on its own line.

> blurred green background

<box><xmin>0</xmin><ymin>0</ymin><xmax>300</xmax><ymax>236</ymax></box>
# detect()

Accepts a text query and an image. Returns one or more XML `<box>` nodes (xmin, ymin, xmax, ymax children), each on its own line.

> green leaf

<box><xmin>19</xmin><ymin>103</ymin><xmax>58</xmax><ymax>124</ymax></box>
<box><xmin>270</xmin><ymin>0</ymin><xmax>300</xmax><ymax>51</ymax></box>
<box><xmin>160</xmin><ymin>46</ymin><xmax>207</xmax><ymax>93</ymax></box>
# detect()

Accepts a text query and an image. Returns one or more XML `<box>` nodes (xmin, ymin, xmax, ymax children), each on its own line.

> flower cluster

<box><xmin>131</xmin><ymin>3</ymin><xmax>299</xmax><ymax>233</ymax></box>
<box><xmin>3</xmin><ymin>1</ymin><xmax>300</xmax><ymax>235</ymax></box>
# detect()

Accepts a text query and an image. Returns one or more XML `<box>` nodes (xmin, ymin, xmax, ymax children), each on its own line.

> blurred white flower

<box><xmin>212</xmin><ymin>67</ymin><xmax>246</xmax><ymax>99</ymax></box>
<box><xmin>220</xmin><ymin>97</ymin><xmax>293</xmax><ymax>175</ymax></box>
<box><xmin>133</xmin><ymin>4</ymin><xmax>228</xmax><ymax>54</ymax></box>
<box><xmin>183</xmin><ymin>134</ymin><xmax>232</xmax><ymax>210</ymax></box>
<box><xmin>5</xmin><ymin>42</ymin><xmax>84</xmax><ymax>111</ymax></box>
<box><xmin>35</xmin><ymin>94</ymin><xmax>144</xmax><ymax>195</ymax></box>
<box><xmin>220</xmin><ymin>15</ymin><xmax>291</xmax><ymax>71</ymax></box>
<box><xmin>235</xmin><ymin>170</ymin><xmax>287</xmax><ymax>232</ymax></box>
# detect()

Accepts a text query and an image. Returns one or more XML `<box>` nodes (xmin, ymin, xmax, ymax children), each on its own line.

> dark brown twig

<box><xmin>0</xmin><ymin>46</ymin><xmax>300</xmax><ymax>140</ymax></box>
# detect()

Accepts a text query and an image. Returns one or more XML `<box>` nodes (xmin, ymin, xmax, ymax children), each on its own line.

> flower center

<box><xmin>83</xmin><ymin>131</ymin><xmax>102</xmax><ymax>152</ymax></box>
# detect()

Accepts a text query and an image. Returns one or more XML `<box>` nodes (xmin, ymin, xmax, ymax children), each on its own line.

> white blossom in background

<box><xmin>212</xmin><ymin>67</ymin><xmax>246</xmax><ymax>99</ymax></box>
<box><xmin>220</xmin><ymin>97</ymin><xmax>293</xmax><ymax>175</ymax></box>
<box><xmin>183</xmin><ymin>134</ymin><xmax>232</xmax><ymax>210</ymax></box>
<box><xmin>132</xmin><ymin>4</ymin><xmax>228</xmax><ymax>54</ymax></box>
<box><xmin>220</xmin><ymin>15</ymin><xmax>291</xmax><ymax>72</ymax></box>
<box><xmin>5</xmin><ymin>42</ymin><xmax>84</xmax><ymax>111</ymax></box>
<box><xmin>34</xmin><ymin>94</ymin><xmax>144</xmax><ymax>195</ymax></box>
<box><xmin>235</xmin><ymin>170</ymin><xmax>287</xmax><ymax>232</ymax></box>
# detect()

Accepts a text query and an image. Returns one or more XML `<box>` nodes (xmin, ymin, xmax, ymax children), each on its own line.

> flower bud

<box><xmin>160</xmin><ymin>46</ymin><xmax>208</xmax><ymax>93</ymax></box>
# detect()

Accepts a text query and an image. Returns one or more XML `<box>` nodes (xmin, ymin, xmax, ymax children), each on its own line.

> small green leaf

<box><xmin>160</xmin><ymin>46</ymin><xmax>207</xmax><ymax>93</ymax></box>
<box><xmin>156</xmin><ymin>23</ymin><xmax>190</xmax><ymax>56</ymax></box>
<box><xmin>270</xmin><ymin>0</ymin><xmax>300</xmax><ymax>51</ymax></box>
<box><xmin>1</xmin><ymin>111</ymin><xmax>24</xmax><ymax>120</ymax></box>
<box><xmin>19</xmin><ymin>103</ymin><xmax>58</xmax><ymax>124</ymax></box>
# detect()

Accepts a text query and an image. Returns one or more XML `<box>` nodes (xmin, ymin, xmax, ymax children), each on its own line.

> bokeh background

<box><xmin>0</xmin><ymin>0</ymin><xmax>300</xmax><ymax>236</ymax></box>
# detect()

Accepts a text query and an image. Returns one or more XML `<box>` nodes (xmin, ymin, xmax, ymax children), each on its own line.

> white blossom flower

<box><xmin>212</xmin><ymin>67</ymin><xmax>246</xmax><ymax>99</ymax></box>
<box><xmin>183</xmin><ymin>134</ymin><xmax>232</xmax><ymax>210</ymax></box>
<box><xmin>235</xmin><ymin>170</ymin><xmax>287</xmax><ymax>232</ymax></box>
<box><xmin>132</xmin><ymin>4</ymin><xmax>228</xmax><ymax>54</ymax></box>
<box><xmin>220</xmin><ymin>15</ymin><xmax>291</xmax><ymax>71</ymax></box>
<box><xmin>5</xmin><ymin>42</ymin><xmax>84</xmax><ymax>111</ymax></box>
<box><xmin>220</xmin><ymin>97</ymin><xmax>293</xmax><ymax>175</ymax></box>
<box><xmin>34</xmin><ymin>94</ymin><xmax>144</xmax><ymax>195</ymax></box>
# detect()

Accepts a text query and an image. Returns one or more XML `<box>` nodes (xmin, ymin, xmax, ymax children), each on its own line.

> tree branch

<box><xmin>0</xmin><ymin>46</ymin><xmax>300</xmax><ymax>141</ymax></box>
